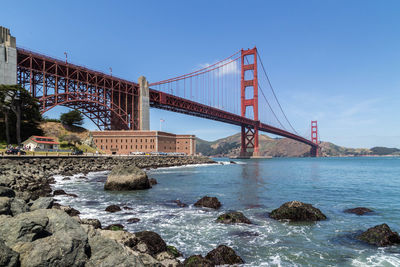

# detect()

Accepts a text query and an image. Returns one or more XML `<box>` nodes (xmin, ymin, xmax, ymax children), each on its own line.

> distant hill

<box><xmin>196</xmin><ymin>133</ymin><xmax>400</xmax><ymax>157</ymax></box>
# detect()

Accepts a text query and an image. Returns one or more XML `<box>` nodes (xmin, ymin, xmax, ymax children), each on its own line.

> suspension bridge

<box><xmin>1</xmin><ymin>26</ymin><xmax>319</xmax><ymax>157</ymax></box>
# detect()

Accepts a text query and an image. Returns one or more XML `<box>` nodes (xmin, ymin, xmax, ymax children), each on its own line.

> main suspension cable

<box><xmin>257</xmin><ymin>52</ymin><xmax>299</xmax><ymax>135</ymax></box>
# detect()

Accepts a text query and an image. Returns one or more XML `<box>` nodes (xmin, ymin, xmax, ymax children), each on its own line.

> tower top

<box><xmin>0</xmin><ymin>26</ymin><xmax>16</xmax><ymax>48</ymax></box>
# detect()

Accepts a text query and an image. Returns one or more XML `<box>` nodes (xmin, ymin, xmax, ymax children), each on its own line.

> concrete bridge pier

<box><xmin>0</xmin><ymin>26</ymin><xmax>17</xmax><ymax>85</ymax></box>
<box><xmin>138</xmin><ymin>76</ymin><xmax>150</xmax><ymax>130</ymax></box>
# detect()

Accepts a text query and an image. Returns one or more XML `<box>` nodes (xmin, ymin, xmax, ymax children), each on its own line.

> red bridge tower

<box><xmin>311</xmin><ymin>120</ymin><xmax>319</xmax><ymax>157</ymax></box>
<box><xmin>240</xmin><ymin>47</ymin><xmax>259</xmax><ymax>157</ymax></box>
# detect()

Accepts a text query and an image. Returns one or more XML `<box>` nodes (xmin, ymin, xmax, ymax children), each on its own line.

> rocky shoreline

<box><xmin>0</xmin><ymin>156</ymin><xmax>215</xmax><ymax>201</ymax></box>
<box><xmin>0</xmin><ymin>156</ymin><xmax>224</xmax><ymax>267</ymax></box>
<box><xmin>1</xmin><ymin>156</ymin><xmax>399</xmax><ymax>266</ymax></box>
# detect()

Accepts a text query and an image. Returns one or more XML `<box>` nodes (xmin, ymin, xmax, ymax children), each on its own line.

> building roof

<box><xmin>24</xmin><ymin>136</ymin><xmax>59</xmax><ymax>145</ymax></box>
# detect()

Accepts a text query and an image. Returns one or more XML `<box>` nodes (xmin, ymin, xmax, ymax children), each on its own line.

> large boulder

<box><xmin>30</xmin><ymin>197</ymin><xmax>54</xmax><ymax>211</ymax></box>
<box><xmin>105</xmin><ymin>205</ymin><xmax>121</xmax><ymax>213</ymax></box>
<box><xmin>0</xmin><ymin>209</ymin><xmax>90</xmax><ymax>267</ymax></box>
<box><xmin>134</xmin><ymin>231</ymin><xmax>167</xmax><ymax>256</ymax></box>
<box><xmin>194</xmin><ymin>196</ymin><xmax>221</xmax><ymax>209</ymax></box>
<box><xmin>84</xmin><ymin>226</ymin><xmax>149</xmax><ymax>267</ymax></box>
<box><xmin>269</xmin><ymin>201</ymin><xmax>327</xmax><ymax>221</ymax></box>
<box><xmin>0</xmin><ymin>239</ymin><xmax>19</xmax><ymax>267</ymax></box>
<box><xmin>10</xmin><ymin>198</ymin><xmax>29</xmax><ymax>216</ymax></box>
<box><xmin>104</xmin><ymin>164</ymin><xmax>150</xmax><ymax>191</ymax></box>
<box><xmin>344</xmin><ymin>207</ymin><xmax>373</xmax><ymax>216</ymax></box>
<box><xmin>216</xmin><ymin>211</ymin><xmax>252</xmax><ymax>224</ymax></box>
<box><xmin>205</xmin><ymin>245</ymin><xmax>244</xmax><ymax>265</ymax></box>
<box><xmin>357</xmin><ymin>224</ymin><xmax>400</xmax><ymax>246</ymax></box>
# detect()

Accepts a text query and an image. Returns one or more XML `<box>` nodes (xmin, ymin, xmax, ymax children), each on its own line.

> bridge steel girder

<box><xmin>16</xmin><ymin>48</ymin><xmax>140</xmax><ymax>130</ymax></box>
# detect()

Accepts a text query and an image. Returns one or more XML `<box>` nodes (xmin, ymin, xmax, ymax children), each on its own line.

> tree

<box><xmin>0</xmin><ymin>85</ymin><xmax>42</xmax><ymax>145</ymax></box>
<box><xmin>60</xmin><ymin>110</ymin><xmax>84</xmax><ymax>127</ymax></box>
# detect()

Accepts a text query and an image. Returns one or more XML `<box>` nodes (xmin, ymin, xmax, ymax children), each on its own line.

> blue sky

<box><xmin>2</xmin><ymin>0</ymin><xmax>400</xmax><ymax>148</ymax></box>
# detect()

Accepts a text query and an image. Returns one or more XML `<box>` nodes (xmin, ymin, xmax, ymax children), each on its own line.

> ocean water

<box><xmin>52</xmin><ymin>157</ymin><xmax>400</xmax><ymax>266</ymax></box>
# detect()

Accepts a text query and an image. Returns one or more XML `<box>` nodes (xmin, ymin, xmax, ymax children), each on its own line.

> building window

<box><xmin>136</xmin><ymin>145</ymin><xmax>138</xmax><ymax>149</ymax></box>
<box><xmin>130</xmin><ymin>145</ymin><xmax>132</xmax><ymax>149</ymax></box>
<box><xmin>106</xmin><ymin>145</ymin><xmax>108</xmax><ymax>149</ymax></box>
<box><xmin>136</xmin><ymin>139</ymin><xmax>138</xmax><ymax>142</ymax></box>
<box><xmin>126</xmin><ymin>145</ymin><xmax>127</xmax><ymax>149</ymax></box>
<box><xmin>106</xmin><ymin>139</ymin><xmax>107</xmax><ymax>143</ymax></box>
<box><xmin>126</xmin><ymin>139</ymin><xmax>128</xmax><ymax>143</ymax></box>
<box><xmin>145</xmin><ymin>145</ymin><xmax>147</xmax><ymax>149</ymax></box>
<box><xmin>141</xmin><ymin>145</ymin><xmax>142</xmax><ymax>149</ymax></box>
<box><xmin>101</xmin><ymin>145</ymin><xmax>103</xmax><ymax>149</ymax></box>
<box><xmin>116</xmin><ymin>139</ymin><xmax>118</xmax><ymax>143</ymax></box>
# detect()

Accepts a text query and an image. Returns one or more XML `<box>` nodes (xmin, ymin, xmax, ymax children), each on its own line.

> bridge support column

<box><xmin>310</xmin><ymin>120</ymin><xmax>319</xmax><ymax>157</ymax></box>
<box><xmin>240</xmin><ymin>47</ymin><xmax>259</xmax><ymax>157</ymax></box>
<box><xmin>138</xmin><ymin>76</ymin><xmax>150</xmax><ymax>130</ymax></box>
<box><xmin>240</xmin><ymin>125</ymin><xmax>259</xmax><ymax>157</ymax></box>
<box><xmin>0</xmin><ymin>26</ymin><xmax>17</xmax><ymax>85</ymax></box>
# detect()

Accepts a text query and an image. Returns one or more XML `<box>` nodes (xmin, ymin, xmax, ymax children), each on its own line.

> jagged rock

<box><xmin>54</xmin><ymin>205</ymin><xmax>81</xmax><ymax>217</ymax></box>
<box><xmin>0</xmin><ymin>239</ymin><xmax>20</xmax><ymax>267</ymax></box>
<box><xmin>123</xmin><ymin>206</ymin><xmax>133</xmax><ymax>210</ymax></box>
<box><xmin>149</xmin><ymin>178</ymin><xmax>158</xmax><ymax>186</ymax></box>
<box><xmin>183</xmin><ymin>255</ymin><xmax>213</xmax><ymax>267</ymax></box>
<box><xmin>127</xmin><ymin>218</ymin><xmax>140</xmax><ymax>224</ymax></box>
<box><xmin>134</xmin><ymin>231</ymin><xmax>167</xmax><ymax>256</ymax></box>
<box><xmin>0</xmin><ymin>186</ymin><xmax>15</xmax><ymax>198</ymax></box>
<box><xmin>53</xmin><ymin>189</ymin><xmax>67</xmax><ymax>196</ymax></box>
<box><xmin>0</xmin><ymin>197</ymin><xmax>11</xmax><ymax>216</ymax></box>
<box><xmin>80</xmin><ymin>218</ymin><xmax>102</xmax><ymax>229</ymax></box>
<box><xmin>174</xmin><ymin>200</ymin><xmax>188</xmax><ymax>207</ymax></box>
<box><xmin>105</xmin><ymin>205</ymin><xmax>121</xmax><ymax>213</ymax></box>
<box><xmin>30</xmin><ymin>197</ymin><xmax>54</xmax><ymax>211</ymax></box>
<box><xmin>344</xmin><ymin>207</ymin><xmax>373</xmax><ymax>215</ymax></box>
<box><xmin>269</xmin><ymin>201</ymin><xmax>327</xmax><ymax>221</ymax></box>
<box><xmin>229</xmin><ymin>161</ymin><xmax>237</xmax><ymax>164</ymax></box>
<box><xmin>156</xmin><ymin>251</ymin><xmax>181</xmax><ymax>266</ymax></box>
<box><xmin>205</xmin><ymin>245</ymin><xmax>244</xmax><ymax>265</ymax></box>
<box><xmin>216</xmin><ymin>211</ymin><xmax>252</xmax><ymax>224</ymax></box>
<box><xmin>104</xmin><ymin>164</ymin><xmax>150</xmax><ymax>191</ymax></box>
<box><xmin>104</xmin><ymin>224</ymin><xmax>124</xmax><ymax>231</ymax></box>
<box><xmin>99</xmin><ymin>229</ymin><xmax>138</xmax><ymax>249</ymax></box>
<box><xmin>67</xmin><ymin>193</ymin><xmax>78</xmax><ymax>198</ymax></box>
<box><xmin>167</xmin><ymin>245</ymin><xmax>182</xmax><ymax>258</ymax></box>
<box><xmin>84</xmin><ymin>227</ymin><xmax>147</xmax><ymax>267</ymax></box>
<box><xmin>357</xmin><ymin>224</ymin><xmax>400</xmax><ymax>246</ymax></box>
<box><xmin>10</xmin><ymin>198</ymin><xmax>29</xmax><ymax>216</ymax></box>
<box><xmin>194</xmin><ymin>196</ymin><xmax>221</xmax><ymax>209</ymax></box>
<box><xmin>0</xmin><ymin>209</ymin><xmax>90</xmax><ymax>267</ymax></box>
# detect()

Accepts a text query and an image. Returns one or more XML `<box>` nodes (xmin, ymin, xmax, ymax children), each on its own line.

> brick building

<box><xmin>91</xmin><ymin>130</ymin><xmax>196</xmax><ymax>155</ymax></box>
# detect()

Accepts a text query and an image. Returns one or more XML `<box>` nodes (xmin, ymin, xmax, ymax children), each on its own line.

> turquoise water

<box><xmin>53</xmin><ymin>157</ymin><xmax>400</xmax><ymax>266</ymax></box>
